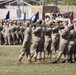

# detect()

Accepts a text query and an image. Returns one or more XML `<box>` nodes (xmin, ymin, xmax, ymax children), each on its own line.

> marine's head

<box><xmin>24</xmin><ymin>21</ymin><xmax>30</xmax><ymax>28</ymax></box>
<box><xmin>63</xmin><ymin>21</ymin><xmax>68</xmax><ymax>27</ymax></box>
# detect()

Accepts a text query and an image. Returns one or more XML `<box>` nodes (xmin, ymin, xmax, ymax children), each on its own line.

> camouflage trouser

<box><xmin>44</xmin><ymin>40</ymin><xmax>51</xmax><ymax>58</ymax></box>
<box><xmin>41</xmin><ymin>39</ymin><xmax>45</xmax><ymax>59</ymax></box>
<box><xmin>30</xmin><ymin>40</ymin><xmax>41</xmax><ymax>60</ymax></box>
<box><xmin>19</xmin><ymin>39</ymin><xmax>31</xmax><ymax>61</ymax></box>
<box><xmin>15</xmin><ymin>32</ymin><xmax>20</xmax><ymax>44</ymax></box>
<box><xmin>1</xmin><ymin>32</ymin><xmax>4</xmax><ymax>45</ymax></box>
<box><xmin>11</xmin><ymin>33</ymin><xmax>16</xmax><ymax>45</ymax></box>
<box><xmin>4</xmin><ymin>33</ymin><xmax>11</xmax><ymax>45</ymax></box>
<box><xmin>68</xmin><ymin>44</ymin><xmax>75</xmax><ymax>59</ymax></box>
<box><xmin>74</xmin><ymin>43</ymin><xmax>76</xmax><ymax>59</ymax></box>
<box><xmin>51</xmin><ymin>39</ymin><xmax>59</xmax><ymax>51</ymax></box>
<box><xmin>51</xmin><ymin>34</ymin><xmax>60</xmax><ymax>55</ymax></box>
<box><xmin>19</xmin><ymin>33</ymin><xmax>24</xmax><ymax>44</ymax></box>
<box><xmin>56</xmin><ymin>42</ymin><xmax>69</xmax><ymax>60</ymax></box>
<box><xmin>51</xmin><ymin>40</ymin><xmax>59</xmax><ymax>57</ymax></box>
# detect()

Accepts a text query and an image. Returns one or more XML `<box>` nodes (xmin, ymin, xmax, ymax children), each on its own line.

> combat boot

<box><xmin>32</xmin><ymin>57</ymin><xmax>37</xmax><ymax>62</ymax></box>
<box><xmin>52</xmin><ymin>60</ymin><xmax>59</xmax><ymax>63</ymax></box>
<box><xmin>16</xmin><ymin>60</ymin><xmax>21</xmax><ymax>64</ymax></box>
<box><xmin>34</xmin><ymin>59</ymin><xmax>42</xmax><ymax>64</ymax></box>
<box><xmin>25</xmin><ymin>60</ymin><xmax>32</xmax><ymax>64</ymax></box>
<box><xmin>45</xmin><ymin>57</ymin><xmax>48</xmax><ymax>61</ymax></box>
<box><xmin>72</xmin><ymin>58</ymin><xmax>75</xmax><ymax>63</ymax></box>
<box><xmin>48</xmin><ymin>57</ymin><xmax>51</xmax><ymax>61</ymax></box>
<box><xmin>53</xmin><ymin>56</ymin><xmax>57</xmax><ymax>60</ymax></box>
<box><xmin>52</xmin><ymin>58</ymin><xmax>59</xmax><ymax>64</ymax></box>
<box><xmin>61</xmin><ymin>60</ymin><xmax>66</xmax><ymax>63</ymax></box>
<box><xmin>41</xmin><ymin>58</ymin><xmax>45</xmax><ymax>63</ymax></box>
<box><xmin>65</xmin><ymin>59</ymin><xmax>69</xmax><ymax>64</ymax></box>
<box><xmin>45</xmin><ymin>57</ymin><xmax>51</xmax><ymax>61</ymax></box>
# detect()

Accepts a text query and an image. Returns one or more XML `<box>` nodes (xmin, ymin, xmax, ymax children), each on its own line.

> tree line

<box><xmin>24</xmin><ymin>0</ymin><xmax>76</xmax><ymax>5</ymax></box>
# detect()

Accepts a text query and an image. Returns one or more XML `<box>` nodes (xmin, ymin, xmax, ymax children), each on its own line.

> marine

<box><xmin>17</xmin><ymin>22</ymin><xmax>32</xmax><ymax>64</ymax></box>
<box><xmin>30</xmin><ymin>20</ymin><xmax>42</xmax><ymax>64</ymax></box>
<box><xmin>52</xmin><ymin>21</ymin><xmax>70</xmax><ymax>63</ymax></box>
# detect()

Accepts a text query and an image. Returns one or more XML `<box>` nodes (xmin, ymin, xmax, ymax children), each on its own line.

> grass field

<box><xmin>0</xmin><ymin>45</ymin><xmax>76</xmax><ymax>75</ymax></box>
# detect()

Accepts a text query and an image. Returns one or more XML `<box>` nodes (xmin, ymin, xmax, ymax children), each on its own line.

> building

<box><xmin>0</xmin><ymin>0</ymin><xmax>32</xmax><ymax>20</ymax></box>
<box><xmin>0</xmin><ymin>0</ymin><xmax>58</xmax><ymax>20</ymax></box>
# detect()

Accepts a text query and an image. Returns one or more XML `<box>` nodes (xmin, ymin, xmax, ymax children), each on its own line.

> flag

<box><xmin>23</xmin><ymin>12</ymin><xmax>26</xmax><ymax>22</ymax></box>
<box><xmin>29</xmin><ymin>11</ymin><xmax>39</xmax><ymax>24</ymax></box>
<box><xmin>5</xmin><ymin>11</ymin><xmax>10</xmax><ymax>19</ymax></box>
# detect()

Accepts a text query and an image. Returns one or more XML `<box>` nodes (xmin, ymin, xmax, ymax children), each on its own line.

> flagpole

<box><xmin>17</xmin><ymin>0</ymin><xmax>21</xmax><ymax>22</ymax></box>
<box><xmin>9</xmin><ymin>3</ymin><xmax>10</xmax><ymax>20</ymax></box>
<box><xmin>22</xmin><ymin>0</ymin><xmax>25</xmax><ymax>22</ymax></box>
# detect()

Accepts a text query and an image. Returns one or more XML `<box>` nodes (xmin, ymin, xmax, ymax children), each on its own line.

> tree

<box><xmin>44</xmin><ymin>0</ymin><xmax>58</xmax><ymax>4</ymax></box>
<box><xmin>24</xmin><ymin>0</ymin><xmax>31</xmax><ymax>3</ymax></box>
<box><xmin>62</xmin><ymin>0</ymin><xmax>76</xmax><ymax>5</ymax></box>
<box><xmin>24</xmin><ymin>0</ymin><xmax>59</xmax><ymax>4</ymax></box>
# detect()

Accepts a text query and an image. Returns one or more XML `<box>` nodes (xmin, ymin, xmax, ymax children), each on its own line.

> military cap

<box><xmin>63</xmin><ymin>20</ymin><xmax>68</xmax><ymax>25</ymax></box>
<box><xmin>36</xmin><ymin>19</ymin><xmax>42</xmax><ymax>24</ymax></box>
<box><xmin>24</xmin><ymin>21</ymin><xmax>30</xmax><ymax>26</ymax></box>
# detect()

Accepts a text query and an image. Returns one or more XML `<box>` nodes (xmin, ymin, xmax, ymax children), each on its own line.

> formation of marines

<box><xmin>0</xmin><ymin>19</ymin><xmax>76</xmax><ymax>64</ymax></box>
<box><xmin>0</xmin><ymin>20</ymin><xmax>25</xmax><ymax>45</ymax></box>
<box><xmin>15</xmin><ymin>19</ymin><xmax>76</xmax><ymax>64</ymax></box>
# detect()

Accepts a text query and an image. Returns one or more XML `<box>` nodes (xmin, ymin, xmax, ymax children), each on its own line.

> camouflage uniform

<box><xmin>1</xmin><ymin>22</ymin><xmax>6</xmax><ymax>44</ymax></box>
<box><xmin>10</xmin><ymin>24</ymin><xmax>16</xmax><ymax>45</ymax></box>
<box><xmin>18</xmin><ymin>26</ymin><xmax>32</xmax><ymax>63</ymax></box>
<box><xmin>68</xmin><ymin>29</ymin><xmax>75</xmax><ymax>62</ymax></box>
<box><xmin>55</xmin><ymin>26</ymin><xmax>70</xmax><ymax>63</ymax></box>
<box><xmin>18</xmin><ymin>25</ymin><xmax>25</xmax><ymax>44</ymax></box>
<box><xmin>15</xmin><ymin>24</ymin><xmax>20</xmax><ymax>44</ymax></box>
<box><xmin>41</xmin><ymin>26</ymin><xmax>46</xmax><ymax>61</ymax></box>
<box><xmin>44</xmin><ymin>27</ymin><xmax>52</xmax><ymax>60</ymax></box>
<box><xmin>31</xmin><ymin>26</ymin><xmax>42</xmax><ymax>62</ymax></box>
<box><xmin>75</xmin><ymin>30</ymin><xmax>76</xmax><ymax>61</ymax></box>
<box><xmin>51</xmin><ymin>26</ymin><xmax>60</xmax><ymax>57</ymax></box>
<box><xmin>0</xmin><ymin>23</ymin><xmax>3</xmax><ymax>45</ymax></box>
<box><xmin>74</xmin><ymin>24</ymin><xmax>76</xmax><ymax>61</ymax></box>
<box><xmin>3</xmin><ymin>24</ymin><xmax>11</xmax><ymax>45</ymax></box>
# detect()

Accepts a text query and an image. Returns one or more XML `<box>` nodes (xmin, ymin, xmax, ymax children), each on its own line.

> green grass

<box><xmin>0</xmin><ymin>45</ymin><xmax>76</xmax><ymax>75</ymax></box>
